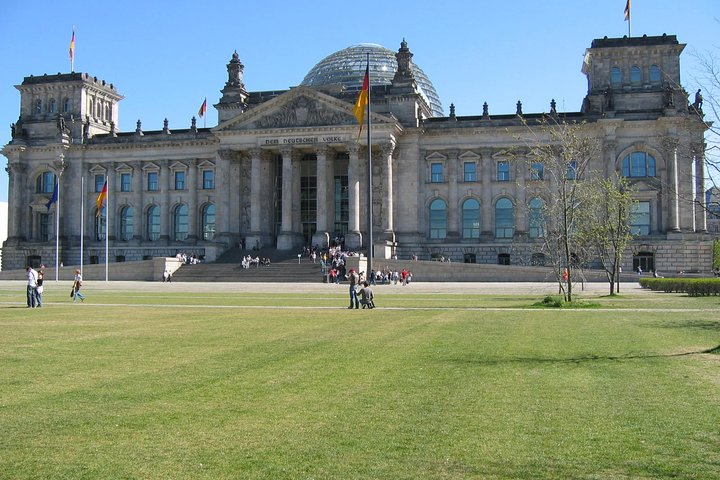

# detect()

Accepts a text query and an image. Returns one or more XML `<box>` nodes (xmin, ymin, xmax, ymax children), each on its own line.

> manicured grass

<box><xmin>1</xmin><ymin>287</ymin><xmax>718</xmax><ymax>479</ymax></box>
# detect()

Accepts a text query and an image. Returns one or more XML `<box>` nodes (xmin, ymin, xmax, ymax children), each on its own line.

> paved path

<box><xmin>0</xmin><ymin>280</ymin><xmax>648</xmax><ymax>295</ymax></box>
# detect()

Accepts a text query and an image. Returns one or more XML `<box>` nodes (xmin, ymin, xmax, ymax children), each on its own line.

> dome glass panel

<box><xmin>301</xmin><ymin>43</ymin><xmax>444</xmax><ymax>117</ymax></box>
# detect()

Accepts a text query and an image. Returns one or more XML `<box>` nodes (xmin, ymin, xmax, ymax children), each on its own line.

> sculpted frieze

<box><xmin>254</xmin><ymin>96</ymin><xmax>354</xmax><ymax>129</ymax></box>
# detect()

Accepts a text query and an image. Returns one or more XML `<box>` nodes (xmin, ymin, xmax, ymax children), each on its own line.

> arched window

<box><xmin>62</xmin><ymin>98</ymin><xmax>71</xmax><ymax>113</ymax></box>
<box><xmin>610</xmin><ymin>67</ymin><xmax>622</xmax><ymax>86</ymax></box>
<box><xmin>495</xmin><ymin>198</ymin><xmax>514</xmax><ymax>239</ymax></box>
<box><xmin>630</xmin><ymin>66</ymin><xmax>642</xmax><ymax>85</ymax></box>
<box><xmin>649</xmin><ymin>65</ymin><xmax>661</xmax><ymax>84</ymax></box>
<box><xmin>528</xmin><ymin>197</ymin><xmax>546</xmax><ymax>239</ymax></box>
<box><xmin>462</xmin><ymin>198</ymin><xmax>480</xmax><ymax>239</ymax></box>
<box><xmin>94</xmin><ymin>213</ymin><xmax>106</xmax><ymax>241</ymax></box>
<box><xmin>146</xmin><ymin>205</ymin><xmax>160</xmax><ymax>241</ymax></box>
<box><xmin>622</xmin><ymin>152</ymin><xmax>657</xmax><ymax>177</ymax></box>
<box><xmin>49</xmin><ymin>98</ymin><xmax>56</xmax><ymax>113</ymax></box>
<box><xmin>174</xmin><ymin>204</ymin><xmax>189</xmax><ymax>241</ymax></box>
<box><xmin>119</xmin><ymin>206</ymin><xmax>134</xmax><ymax>241</ymax></box>
<box><xmin>35</xmin><ymin>172</ymin><xmax>55</xmax><ymax>193</ymax></box>
<box><xmin>202</xmin><ymin>204</ymin><xmax>216</xmax><ymax>241</ymax></box>
<box><xmin>429</xmin><ymin>199</ymin><xmax>447</xmax><ymax>239</ymax></box>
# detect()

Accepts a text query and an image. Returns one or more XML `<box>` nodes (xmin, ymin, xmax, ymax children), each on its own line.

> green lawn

<box><xmin>1</xmin><ymin>287</ymin><xmax>718</xmax><ymax>479</ymax></box>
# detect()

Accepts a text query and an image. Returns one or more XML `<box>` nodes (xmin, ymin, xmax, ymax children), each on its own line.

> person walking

<box><xmin>72</xmin><ymin>269</ymin><xmax>85</xmax><ymax>303</ymax></box>
<box><xmin>26</xmin><ymin>266</ymin><xmax>38</xmax><ymax>308</ymax></box>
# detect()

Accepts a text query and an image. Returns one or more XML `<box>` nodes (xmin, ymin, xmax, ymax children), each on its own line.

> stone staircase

<box><xmin>171</xmin><ymin>247</ymin><xmax>327</xmax><ymax>283</ymax></box>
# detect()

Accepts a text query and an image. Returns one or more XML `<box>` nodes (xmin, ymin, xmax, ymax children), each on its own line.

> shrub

<box><xmin>639</xmin><ymin>277</ymin><xmax>720</xmax><ymax>296</ymax></box>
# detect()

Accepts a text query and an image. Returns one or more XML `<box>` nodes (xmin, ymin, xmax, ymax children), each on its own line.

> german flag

<box><xmin>95</xmin><ymin>179</ymin><xmax>107</xmax><ymax>217</ymax></box>
<box><xmin>352</xmin><ymin>64</ymin><xmax>369</xmax><ymax>136</ymax></box>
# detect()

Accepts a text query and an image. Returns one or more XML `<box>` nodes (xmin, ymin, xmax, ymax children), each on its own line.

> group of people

<box><xmin>25</xmin><ymin>266</ymin><xmax>85</xmax><ymax>307</ymax></box>
<box><xmin>368</xmin><ymin>267</ymin><xmax>413</xmax><ymax>286</ymax></box>
<box><xmin>175</xmin><ymin>252</ymin><xmax>202</xmax><ymax>265</ymax></box>
<box><xmin>240</xmin><ymin>255</ymin><xmax>270</xmax><ymax>269</ymax></box>
<box><xmin>346</xmin><ymin>268</ymin><xmax>375</xmax><ymax>309</ymax></box>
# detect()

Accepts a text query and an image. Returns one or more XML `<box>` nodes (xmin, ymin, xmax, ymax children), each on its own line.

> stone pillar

<box><xmin>447</xmin><ymin>149</ymin><xmax>460</xmax><ymax>240</ymax></box>
<box><xmin>245</xmin><ymin>147</ymin><xmax>271</xmax><ymax>250</ymax></box>
<box><xmin>215</xmin><ymin>150</ymin><xmax>233</xmax><ymax>244</ymax></box>
<box><xmin>694</xmin><ymin>143</ymin><xmax>707</xmax><ymax>232</ymax></box>
<box><xmin>187</xmin><ymin>159</ymin><xmax>198</xmax><ymax>241</ymax></box>
<box><xmin>515</xmin><ymin>153</ymin><xmax>527</xmax><ymax>236</ymax></box>
<box><xmin>276</xmin><ymin>146</ymin><xmax>299</xmax><ymax>250</ymax></box>
<box><xmin>374</xmin><ymin>141</ymin><xmax>396</xmax><ymax>259</ymax></box>
<box><xmin>5</xmin><ymin>159</ymin><xmax>26</xmax><ymax>242</ymax></box>
<box><xmin>132</xmin><ymin>161</ymin><xmax>143</xmax><ymax>240</ymax></box>
<box><xmin>312</xmin><ymin>145</ymin><xmax>330</xmax><ymax>248</ymax></box>
<box><xmin>480</xmin><ymin>148</ymin><xmax>493</xmax><ymax>235</ymax></box>
<box><xmin>160</xmin><ymin>159</ymin><xmax>171</xmax><ymax>241</ymax></box>
<box><xmin>664</xmin><ymin>138</ymin><xmax>680</xmax><ymax>232</ymax></box>
<box><xmin>345</xmin><ymin>143</ymin><xmax>362</xmax><ymax>249</ymax></box>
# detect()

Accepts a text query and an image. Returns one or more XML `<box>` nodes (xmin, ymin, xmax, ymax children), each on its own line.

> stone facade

<box><xmin>1</xmin><ymin>35</ymin><xmax>713</xmax><ymax>274</ymax></box>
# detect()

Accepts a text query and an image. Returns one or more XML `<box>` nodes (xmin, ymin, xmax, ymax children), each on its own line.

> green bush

<box><xmin>639</xmin><ymin>277</ymin><xmax>720</xmax><ymax>296</ymax></box>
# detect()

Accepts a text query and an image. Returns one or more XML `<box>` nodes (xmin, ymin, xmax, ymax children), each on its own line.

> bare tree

<box><xmin>578</xmin><ymin>175</ymin><xmax>637</xmax><ymax>295</ymax></box>
<box><xmin>514</xmin><ymin>117</ymin><xmax>602</xmax><ymax>302</ymax></box>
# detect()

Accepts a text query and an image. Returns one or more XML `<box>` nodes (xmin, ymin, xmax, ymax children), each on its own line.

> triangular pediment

<box><xmin>214</xmin><ymin>86</ymin><xmax>395</xmax><ymax>132</ymax></box>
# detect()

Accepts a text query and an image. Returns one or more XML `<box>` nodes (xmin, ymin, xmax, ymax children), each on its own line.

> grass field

<box><xmin>1</xmin><ymin>283</ymin><xmax>718</xmax><ymax>479</ymax></box>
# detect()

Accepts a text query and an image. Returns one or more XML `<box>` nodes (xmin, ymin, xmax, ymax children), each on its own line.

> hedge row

<box><xmin>639</xmin><ymin>277</ymin><xmax>720</xmax><ymax>296</ymax></box>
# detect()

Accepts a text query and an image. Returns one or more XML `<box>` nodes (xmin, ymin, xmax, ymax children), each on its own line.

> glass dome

<box><xmin>300</xmin><ymin>43</ymin><xmax>444</xmax><ymax>117</ymax></box>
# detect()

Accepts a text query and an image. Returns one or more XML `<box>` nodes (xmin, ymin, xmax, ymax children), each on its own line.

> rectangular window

<box><xmin>174</xmin><ymin>171</ymin><xmax>185</xmax><ymax>190</ymax></box>
<box><xmin>95</xmin><ymin>174</ymin><xmax>105</xmax><ymax>193</ymax></box>
<box><xmin>463</xmin><ymin>162</ymin><xmax>477</xmax><ymax>182</ymax></box>
<box><xmin>120</xmin><ymin>173</ymin><xmax>132</xmax><ymax>192</ymax></box>
<box><xmin>567</xmin><ymin>160</ymin><xmax>578</xmax><ymax>180</ymax></box>
<box><xmin>630</xmin><ymin>201</ymin><xmax>651</xmax><ymax>235</ymax></box>
<box><xmin>497</xmin><ymin>161</ymin><xmax>510</xmax><ymax>182</ymax></box>
<box><xmin>147</xmin><ymin>172</ymin><xmax>158</xmax><ymax>191</ymax></box>
<box><xmin>531</xmin><ymin>162</ymin><xmax>544</xmax><ymax>180</ymax></box>
<box><xmin>430</xmin><ymin>163</ymin><xmax>444</xmax><ymax>183</ymax></box>
<box><xmin>202</xmin><ymin>170</ymin><xmax>215</xmax><ymax>189</ymax></box>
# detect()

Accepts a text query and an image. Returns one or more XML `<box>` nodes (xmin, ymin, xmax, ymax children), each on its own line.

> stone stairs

<box><xmin>171</xmin><ymin>248</ymin><xmax>327</xmax><ymax>283</ymax></box>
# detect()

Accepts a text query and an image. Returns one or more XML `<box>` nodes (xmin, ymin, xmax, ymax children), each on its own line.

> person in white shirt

<box><xmin>73</xmin><ymin>269</ymin><xmax>85</xmax><ymax>303</ymax></box>
<box><xmin>26</xmin><ymin>266</ymin><xmax>38</xmax><ymax>308</ymax></box>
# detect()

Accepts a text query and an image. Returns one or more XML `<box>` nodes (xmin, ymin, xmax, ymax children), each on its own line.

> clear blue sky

<box><xmin>1</xmin><ymin>0</ymin><xmax>717</xmax><ymax>202</ymax></box>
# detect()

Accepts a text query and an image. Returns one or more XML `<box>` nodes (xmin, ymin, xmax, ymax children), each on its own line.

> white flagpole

<box><xmin>55</xmin><ymin>178</ymin><xmax>60</xmax><ymax>282</ymax></box>
<box><xmin>105</xmin><ymin>175</ymin><xmax>109</xmax><ymax>282</ymax></box>
<box><xmin>80</xmin><ymin>176</ymin><xmax>84</xmax><ymax>276</ymax></box>
<box><xmin>365</xmin><ymin>53</ymin><xmax>373</xmax><ymax>277</ymax></box>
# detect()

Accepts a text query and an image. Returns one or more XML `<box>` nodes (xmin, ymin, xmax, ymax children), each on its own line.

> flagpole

<box><xmin>105</xmin><ymin>175</ymin><xmax>109</xmax><ymax>282</ymax></box>
<box><xmin>80</xmin><ymin>176</ymin><xmax>84</xmax><ymax>276</ymax></box>
<box><xmin>55</xmin><ymin>178</ymin><xmax>60</xmax><ymax>281</ymax></box>
<box><xmin>365</xmin><ymin>53</ymin><xmax>373</xmax><ymax>277</ymax></box>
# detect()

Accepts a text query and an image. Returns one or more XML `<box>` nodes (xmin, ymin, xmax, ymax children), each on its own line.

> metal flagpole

<box><xmin>105</xmin><ymin>175</ymin><xmax>109</xmax><ymax>282</ymax></box>
<box><xmin>365</xmin><ymin>53</ymin><xmax>373</xmax><ymax>277</ymax></box>
<box><xmin>55</xmin><ymin>178</ymin><xmax>60</xmax><ymax>281</ymax></box>
<box><xmin>80</xmin><ymin>176</ymin><xmax>84</xmax><ymax>276</ymax></box>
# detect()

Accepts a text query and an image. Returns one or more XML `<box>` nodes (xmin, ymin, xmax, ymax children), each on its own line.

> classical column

<box><xmin>5</xmin><ymin>159</ymin><xmax>26</xmax><ymax>242</ymax></box>
<box><xmin>694</xmin><ymin>143</ymin><xmax>707</xmax><ymax>232</ymax></box>
<box><xmin>160</xmin><ymin>159</ymin><xmax>171</xmax><ymax>241</ymax></box>
<box><xmin>187</xmin><ymin>159</ymin><xmax>198</xmax><ymax>241</ymax></box>
<box><xmin>515</xmin><ymin>151</ymin><xmax>527</xmax><ymax>236</ymax></box>
<box><xmin>664</xmin><ymin>138</ymin><xmax>680</xmax><ymax>232</ymax></box>
<box><xmin>245</xmin><ymin>148</ymin><xmax>266</xmax><ymax>249</ymax></box>
<box><xmin>215</xmin><ymin>150</ymin><xmax>233</xmax><ymax>244</ymax></box>
<box><xmin>480</xmin><ymin>148</ymin><xmax>493</xmax><ymax>235</ymax></box>
<box><xmin>447</xmin><ymin>149</ymin><xmax>459</xmax><ymax>239</ymax></box>
<box><xmin>312</xmin><ymin>145</ymin><xmax>330</xmax><ymax>248</ymax></box>
<box><xmin>276</xmin><ymin>146</ymin><xmax>298</xmax><ymax>250</ymax></box>
<box><xmin>345</xmin><ymin>143</ymin><xmax>362</xmax><ymax>249</ymax></box>
<box><xmin>381</xmin><ymin>142</ymin><xmax>395</xmax><ymax>235</ymax></box>
<box><xmin>131</xmin><ymin>162</ymin><xmax>143</xmax><ymax>240</ymax></box>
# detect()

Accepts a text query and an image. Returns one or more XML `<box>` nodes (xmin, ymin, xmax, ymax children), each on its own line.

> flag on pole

<box><xmin>69</xmin><ymin>28</ymin><xmax>75</xmax><ymax>62</ymax></box>
<box><xmin>95</xmin><ymin>179</ymin><xmax>107</xmax><ymax>217</ymax></box>
<box><xmin>353</xmin><ymin>63</ymin><xmax>369</xmax><ymax>137</ymax></box>
<box><xmin>624</xmin><ymin>0</ymin><xmax>631</xmax><ymax>21</ymax></box>
<box><xmin>198</xmin><ymin>98</ymin><xmax>207</xmax><ymax>118</ymax></box>
<box><xmin>46</xmin><ymin>179</ymin><xmax>59</xmax><ymax>210</ymax></box>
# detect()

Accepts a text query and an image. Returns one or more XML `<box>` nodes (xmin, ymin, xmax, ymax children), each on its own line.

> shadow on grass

<box><xmin>642</xmin><ymin>320</ymin><xmax>720</xmax><ymax>332</ymax></box>
<box><xmin>442</xmin><ymin>345</ymin><xmax>720</xmax><ymax>366</ymax></box>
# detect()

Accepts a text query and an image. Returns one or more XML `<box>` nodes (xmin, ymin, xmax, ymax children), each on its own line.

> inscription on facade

<box><xmin>261</xmin><ymin>135</ymin><xmax>347</xmax><ymax>146</ymax></box>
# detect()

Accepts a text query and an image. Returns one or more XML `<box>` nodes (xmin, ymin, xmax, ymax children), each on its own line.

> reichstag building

<box><xmin>1</xmin><ymin>35</ymin><xmax>712</xmax><ymax>273</ymax></box>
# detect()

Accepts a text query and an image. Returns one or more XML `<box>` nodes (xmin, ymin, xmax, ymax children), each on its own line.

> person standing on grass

<box><xmin>35</xmin><ymin>269</ymin><xmax>45</xmax><ymax>307</ymax></box>
<box><xmin>26</xmin><ymin>265</ymin><xmax>38</xmax><ymax>308</ymax></box>
<box><xmin>72</xmin><ymin>269</ymin><xmax>85</xmax><ymax>303</ymax></box>
<box><xmin>347</xmin><ymin>268</ymin><xmax>360</xmax><ymax>309</ymax></box>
